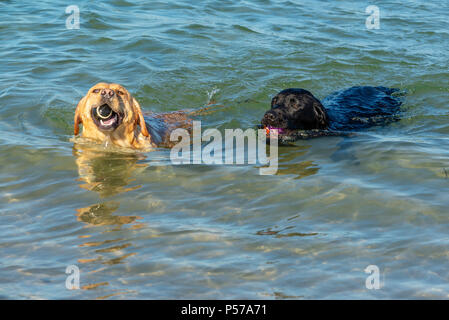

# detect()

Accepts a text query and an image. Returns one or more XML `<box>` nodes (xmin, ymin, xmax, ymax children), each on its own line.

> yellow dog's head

<box><xmin>74</xmin><ymin>83</ymin><xmax>150</xmax><ymax>149</ymax></box>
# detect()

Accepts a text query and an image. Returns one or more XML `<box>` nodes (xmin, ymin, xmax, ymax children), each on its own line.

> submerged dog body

<box><xmin>261</xmin><ymin>86</ymin><xmax>402</xmax><ymax>141</ymax></box>
<box><xmin>74</xmin><ymin>83</ymin><xmax>191</xmax><ymax>150</ymax></box>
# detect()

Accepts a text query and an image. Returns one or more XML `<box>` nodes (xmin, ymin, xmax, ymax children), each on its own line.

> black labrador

<box><xmin>261</xmin><ymin>86</ymin><xmax>403</xmax><ymax>142</ymax></box>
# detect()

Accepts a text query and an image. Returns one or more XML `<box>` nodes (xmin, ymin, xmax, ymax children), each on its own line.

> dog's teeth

<box><xmin>100</xmin><ymin>115</ymin><xmax>117</xmax><ymax>127</ymax></box>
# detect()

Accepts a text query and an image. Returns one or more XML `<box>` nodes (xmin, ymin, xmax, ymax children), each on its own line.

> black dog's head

<box><xmin>261</xmin><ymin>88</ymin><xmax>329</xmax><ymax>133</ymax></box>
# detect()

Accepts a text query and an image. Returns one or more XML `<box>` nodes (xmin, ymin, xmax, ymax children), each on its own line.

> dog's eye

<box><xmin>117</xmin><ymin>90</ymin><xmax>124</xmax><ymax>96</ymax></box>
<box><xmin>93</xmin><ymin>89</ymin><xmax>100</xmax><ymax>93</ymax></box>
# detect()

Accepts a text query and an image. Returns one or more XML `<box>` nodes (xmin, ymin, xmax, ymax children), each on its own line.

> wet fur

<box><xmin>261</xmin><ymin>86</ymin><xmax>403</xmax><ymax>142</ymax></box>
<box><xmin>74</xmin><ymin>83</ymin><xmax>192</xmax><ymax>149</ymax></box>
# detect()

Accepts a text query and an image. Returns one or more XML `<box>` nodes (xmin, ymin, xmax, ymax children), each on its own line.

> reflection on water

<box><xmin>1</xmin><ymin>0</ymin><xmax>449</xmax><ymax>300</ymax></box>
<box><xmin>275</xmin><ymin>145</ymin><xmax>320</xmax><ymax>179</ymax></box>
<box><xmin>276</xmin><ymin>160</ymin><xmax>319</xmax><ymax>179</ymax></box>
<box><xmin>256</xmin><ymin>227</ymin><xmax>318</xmax><ymax>238</ymax></box>
<box><xmin>73</xmin><ymin>144</ymin><xmax>147</xmax><ymax>297</ymax></box>
<box><xmin>73</xmin><ymin>143</ymin><xmax>147</xmax><ymax>197</ymax></box>
<box><xmin>76</xmin><ymin>202</ymin><xmax>143</xmax><ymax>228</ymax></box>
<box><xmin>256</xmin><ymin>144</ymin><xmax>320</xmax><ymax>180</ymax></box>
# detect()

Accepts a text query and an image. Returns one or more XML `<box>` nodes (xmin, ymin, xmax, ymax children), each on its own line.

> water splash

<box><xmin>206</xmin><ymin>87</ymin><xmax>220</xmax><ymax>105</ymax></box>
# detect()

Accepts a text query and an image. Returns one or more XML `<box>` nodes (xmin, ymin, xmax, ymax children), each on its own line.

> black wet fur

<box><xmin>261</xmin><ymin>86</ymin><xmax>404</xmax><ymax>143</ymax></box>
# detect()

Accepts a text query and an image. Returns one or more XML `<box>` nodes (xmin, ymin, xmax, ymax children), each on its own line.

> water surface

<box><xmin>1</xmin><ymin>0</ymin><xmax>449</xmax><ymax>299</ymax></box>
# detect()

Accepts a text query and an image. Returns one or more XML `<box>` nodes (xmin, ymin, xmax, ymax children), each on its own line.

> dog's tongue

<box><xmin>265</xmin><ymin>126</ymin><xmax>285</xmax><ymax>135</ymax></box>
<box><xmin>101</xmin><ymin>115</ymin><xmax>117</xmax><ymax>126</ymax></box>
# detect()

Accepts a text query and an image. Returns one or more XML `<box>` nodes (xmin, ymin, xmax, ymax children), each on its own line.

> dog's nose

<box><xmin>101</xmin><ymin>89</ymin><xmax>115</xmax><ymax>98</ymax></box>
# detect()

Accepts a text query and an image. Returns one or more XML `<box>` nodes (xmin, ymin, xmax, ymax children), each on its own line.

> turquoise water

<box><xmin>1</xmin><ymin>0</ymin><xmax>448</xmax><ymax>299</ymax></box>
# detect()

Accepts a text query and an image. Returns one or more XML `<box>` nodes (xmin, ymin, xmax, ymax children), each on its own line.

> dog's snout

<box><xmin>264</xmin><ymin>112</ymin><xmax>275</xmax><ymax>122</ymax></box>
<box><xmin>101</xmin><ymin>89</ymin><xmax>115</xmax><ymax>98</ymax></box>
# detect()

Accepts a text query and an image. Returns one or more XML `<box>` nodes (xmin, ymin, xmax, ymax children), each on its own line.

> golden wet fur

<box><xmin>74</xmin><ymin>83</ymin><xmax>192</xmax><ymax>149</ymax></box>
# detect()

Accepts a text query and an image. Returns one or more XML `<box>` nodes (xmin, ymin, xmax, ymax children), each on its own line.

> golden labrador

<box><xmin>74</xmin><ymin>82</ymin><xmax>194</xmax><ymax>149</ymax></box>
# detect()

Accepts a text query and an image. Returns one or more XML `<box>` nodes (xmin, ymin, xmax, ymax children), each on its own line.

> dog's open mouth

<box><xmin>264</xmin><ymin>126</ymin><xmax>286</xmax><ymax>135</ymax></box>
<box><xmin>91</xmin><ymin>104</ymin><xmax>122</xmax><ymax>131</ymax></box>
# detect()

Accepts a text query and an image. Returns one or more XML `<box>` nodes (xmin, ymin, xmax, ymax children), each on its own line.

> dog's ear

<box><xmin>74</xmin><ymin>96</ymin><xmax>86</xmax><ymax>136</ymax></box>
<box><xmin>313</xmin><ymin>100</ymin><xmax>329</xmax><ymax>129</ymax></box>
<box><xmin>271</xmin><ymin>95</ymin><xmax>277</xmax><ymax>108</ymax></box>
<box><xmin>132</xmin><ymin>97</ymin><xmax>150</xmax><ymax>137</ymax></box>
